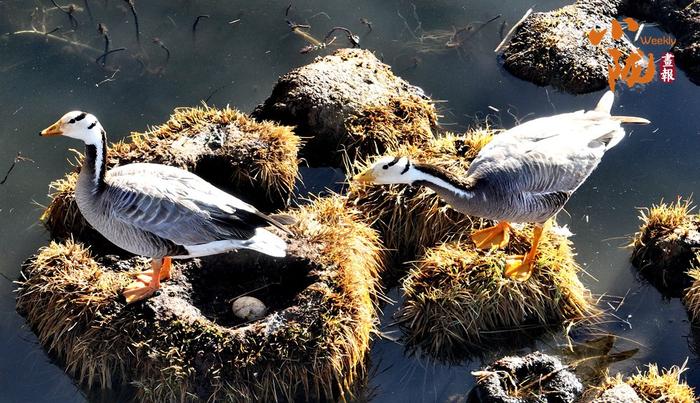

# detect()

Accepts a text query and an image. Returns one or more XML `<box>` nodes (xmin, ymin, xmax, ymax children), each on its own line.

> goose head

<box><xmin>40</xmin><ymin>111</ymin><xmax>104</xmax><ymax>145</ymax></box>
<box><xmin>354</xmin><ymin>156</ymin><xmax>416</xmax><ymax>185</ymax></box>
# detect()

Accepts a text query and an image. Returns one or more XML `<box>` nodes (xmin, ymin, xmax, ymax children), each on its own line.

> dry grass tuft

<box><xmin>398</xmin><ymin>227</ymin><xmax>597</xmax><ymax>361</ymax></box>
<box><xmin>343</xmin><ymin>96</ymin><xmax>438</xmax><ymax>164</ymax></box>
<box><xmin>631</xmin><ymin>197</ymin><xmax>700</xmax><ymax>297</ymax></box>
<box><xmin>347</xmin><ymin>128</ymin><xmax>497</xmax><ymax>263</ymax></box>
<box><xmin>41</xmin><ymin>106</ymin><xmax>299</xmax><ymax>241</ymax></box>
<box><xmin>683</xmin><ymin>265</ymin><xmax>700</xmax><ymax>322</ymax></box>
<box><xmin>111</xmin><ymin>106</ymin><xmax>299</xmax><ymax>204</ymax></box>
<box><xmin>597</xmin><ymin>363</ymin><xmax>696</xmax><ymax>403</ymax></box>
<box><xmin>635</xmin><ymin>198</ymin><xmax>695</xmax><ymax>240</ymax></box>
<box><xmin>18</xmin><ymin>195</ymin><xmax>383</xmax><ymax>402</ymax></box>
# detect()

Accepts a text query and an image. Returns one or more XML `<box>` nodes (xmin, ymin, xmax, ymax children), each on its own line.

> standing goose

<box><xmin>354</xmin><ymin>91</ymin><xmax>649</xmax><ymax>281</ymax></box>
<box><xmin>40</xmin><ymin>111</ymin><xmax>293</xmax><ymax>303</ymax></box>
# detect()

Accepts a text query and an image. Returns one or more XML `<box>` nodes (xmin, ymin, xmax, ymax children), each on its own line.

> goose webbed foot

<box><xmin>123</xmin><ymin>257</ymin><xmax>171</xmax><ymax>303</ymax></box>
<box><xmin>471</xmin><ymin>221</ymin><xmax>511</xmax><ymax>250</ymax></box>
<box><xmin>503</xmin><ymin>221</ymin><xmax>548</xmax><ymax>282</ymax></box>
<box><xmin>504</xmin><ymin>254</ymin><xmax>535</xmax><ymax>282</ymax></box>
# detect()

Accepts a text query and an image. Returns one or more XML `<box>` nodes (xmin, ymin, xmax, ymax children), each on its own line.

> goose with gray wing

<box><xmin>40</xmin><ymin>111</ymin><xmax>293</xmax><ymax>303</ymax></box>
<box><xmin>355</xmin><ymin>91</ymin><xmax>649</xmax><ymax>281</ymax></box>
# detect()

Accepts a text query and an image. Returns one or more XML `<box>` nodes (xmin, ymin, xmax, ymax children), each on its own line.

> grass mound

<box><xmin>18</xmin><ymin>195</ymin><xmax>383</xmax><ymax>402</ymax></box>
<box><xmin>632</xmin><ymin>198</ymin><xmax>700</xmax><ymax>297</ymax></box>
<box><xmin>398</xmin><ymin>226</ymin><xmax>597</xmax><ymax>361</ymax></box>
<box><xmin>252</xmin><ymin>48</ymin><xmax>437</xmax><ymax>168</ymax></box>
<box><xmin>41</xmin><ymin>106</ymin><xmax>299</xmax><ymax>243</ymax></box>
<box><xmin>595</xmin><ymin>364</ymin><xmax>696</xmax><ymax>403</ymax></box>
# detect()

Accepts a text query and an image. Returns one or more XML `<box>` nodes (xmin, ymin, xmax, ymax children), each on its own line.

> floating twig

<box><xmin>1</xmin><ymin>153</ymin><xmax>34</xmax><ymax>185</ymax></box>
<box><xmin>50</xmin><ymin>0</ymin><xmax>79</xmax><ymax>29</ymax></box>
<box><xmin>324</xmin><ymin>27</ymin><xmax>360</xmax><ymax>47</ymax></box>
<box><xmin>97</xmin><ymin>23</ymin><xmax>110</xmax><ymax>66</ymax></box>
<box><xmin>192</xmin><ymin>14</ymin><xmax>209</xmax><ymax>43</ymax></box>
<box><xmin>360</xmin><ymin>17</ymin><xmax>373</xmax><ymax>32</ymax></box>
<box><xmin>95</xmin><ymin>47</ymin><xmax>125</xmax><ymax>65</ymax></box>
<box><xmin>446</xmin><ymin>14</ymin><xmax>500</xmax><ymax>49</ymax></box>
<box><xmin>123</xmin><ymin>0</ymin><xmax>140</xmax><ymax>45</ymax></box>
<box><xmin>300</xmin><ymin>36</ymin><xmax>335</xmax><ymax>54</ymax></box>
<box><xmin>152</xmin><ymin>37</ymin><xmax>170</xmax><ymax>71</ymax></box>
<box><xmin>95</xmin><ymin>68</ymin><xmax>120</xmax><ymax>86</ymax></box>
<box><xmin>9</xmin><ymin>29</ymin><xmax>102</xmax><ymax>53</ymax></box>
<box><xmin>84</xmin><ymin>0</ymin><xmax>94</xmax><ymax>23</ymax></box>
<box><xmin>495</xmin><ymin>8</ymin><xmax>532</xmax><ymax>53</ymax></box>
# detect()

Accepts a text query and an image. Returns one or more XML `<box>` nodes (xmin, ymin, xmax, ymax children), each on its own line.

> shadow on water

<box><xmin>1</xmin><ymin>0</ymin><xmax>699</xmax><ymax>402</ymax></box>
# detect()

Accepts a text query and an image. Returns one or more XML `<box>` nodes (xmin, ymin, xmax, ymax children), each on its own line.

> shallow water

<box><xmin>0</xmin><ymin>0</ymin><xmax>698</xmax><ymax>401</ymax></box>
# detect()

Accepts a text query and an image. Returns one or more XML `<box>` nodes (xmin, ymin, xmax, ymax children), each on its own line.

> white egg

<box><xmin>231</xmin><ymin>296</ymin><xmax>267</xmax><ymax>321</ymax></box>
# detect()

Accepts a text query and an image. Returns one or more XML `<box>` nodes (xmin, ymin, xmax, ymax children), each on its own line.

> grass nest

<box><xmin>593</xmin><ymin>364</ymin><xmax>696</xmax><ymax>403</ymax></box>
<box><xmin>347</xmin><ymin>128</ymin><xmax>496</xmax><ymax>265</ymax></box>
<box><xmin>398</xmin><ymin>227</ymin><xmax>597</xmax><ymax>361</ymax></box>
<box><xmin>631</xmin><ymin>198</ymin><xmax>700</xmax><ymax>297</ymax></box>
<box><xmin>17</xmin><ymin>195</ymin><xmax>384</xmax><ymax>402</ymax></box>
<box><xmin>41</xmin><ymin>106</ymin><xmax>299</xmax><ymax>243</ymax></box>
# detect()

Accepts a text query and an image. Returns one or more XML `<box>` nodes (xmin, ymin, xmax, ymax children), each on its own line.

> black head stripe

<box><xmin>387</xmin><ymin>156</ymin><xmax>401</xmax><ymax>167</ymax></box>
<box><xmin>74</xmin><ymin>112</ymin><xmax>87</xmax><ymax>122</ymax></box>
<box><xmin>88</xmin><ymin>121</ymin><xmax>97</xmax><ymax>129</ymax></box>
<box><xmin>400</xmin><ymin>159</ymin><xmax>411</xmax><ymax>174</ymax></box>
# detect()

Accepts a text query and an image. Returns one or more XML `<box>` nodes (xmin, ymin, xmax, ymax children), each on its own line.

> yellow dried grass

<box><xmin>399</xmin><ymin>226</ymin><xmax>597</xmax><ymax>360</ymax></box>
<box><xmin>598</xmin><ymin>364</ymin><xmax>696</xmax><ymax>403</ymax></box>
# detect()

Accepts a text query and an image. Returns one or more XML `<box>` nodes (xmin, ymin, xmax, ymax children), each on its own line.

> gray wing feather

<box><xmin>105</xmin><ymin>163</ymin><xmax>262</xmax><ymax>245</ymax></box>
<box><xmin>468</xmin><ymin>114</ymin><xmax>622</xmax><ymax>196</ymax></box>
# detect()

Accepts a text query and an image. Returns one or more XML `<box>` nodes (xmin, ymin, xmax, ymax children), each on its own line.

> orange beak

<box><xmin>40</xmin><ymin>120</ymin><xmax>64</xmax><ymax>137</ymax></box>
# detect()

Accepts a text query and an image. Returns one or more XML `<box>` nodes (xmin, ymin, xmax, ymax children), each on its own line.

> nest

<box><xmin>252</xmin><ymin>48</ymin><xmax>437</xmax><ymax>168</ymax></box>
<box><xmin>17</xmin><ymin>195</ymin><xmax>384</xmax><ymax>402</ymax></box>
<box><xmin>631</xmin><ymin>198</ymin><xmax>700</xmax><ymax>297</ymax></box>
<box><xmin>593</xmin><ymin>364</ymin><xmax>696</xmax><ymax>403</ymax></box>
<box><xmin>347</xmin><ymin>128</ymin><xmax>496</xmax><ymax>265</ymax></box>
<box><xmin>398</xmin><ymin>227</ymin><xmax>597</xmax><ymax>361</ymax></box>
<box><xmin>41</xmin><ymin>106</ymin><xmax>299</xmax><ymax>243</ymax></box>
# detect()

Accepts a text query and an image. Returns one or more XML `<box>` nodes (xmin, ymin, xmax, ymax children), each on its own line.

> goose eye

<box><xmin>69</xmin><ymin>119</ymin><xmax>75</xmax><ymax>124</ymax></box>
<box><xmin>382</xmin><ymin>165</ymin><xmax>389</xmax><ymax>170</ymax></box>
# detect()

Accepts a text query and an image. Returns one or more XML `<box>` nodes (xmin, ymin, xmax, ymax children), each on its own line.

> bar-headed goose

<box><xmin>354</xmin><ymin>91</ymin><xmax>649</xmax><ymax>281</ymax></box>
<box><xmin>40</xmin><ymin>111</ymin><xmax>293</xmax><ymax>303</ymax></box>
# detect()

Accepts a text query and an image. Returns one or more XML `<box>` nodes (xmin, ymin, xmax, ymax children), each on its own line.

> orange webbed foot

<box><xmin>471</xmin><ymin>221</ymin><xmax>511</xmax><ymax>250</ymax></box>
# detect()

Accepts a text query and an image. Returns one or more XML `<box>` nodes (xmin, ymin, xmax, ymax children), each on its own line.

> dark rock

<box><xmin>591</xmin><ymin>382</ymin><xmax>641</xmax><ymax>403</ymax></box>
<box><xmin>499</xmin><ymin>0</ymin><xmax>700</xmax><ymax>93</ymax></box>
<box><xmin>470</xmin><ymin>352</ymin><xmax>583</xmax><ymax>403</ymax></box>
<box><xmin>252</xmin><ymin>48</ymin><xmax>437</xmax><ymax>168</ymax></box>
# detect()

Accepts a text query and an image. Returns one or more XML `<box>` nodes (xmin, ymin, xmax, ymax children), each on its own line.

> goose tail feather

<box><xmin>245</xmin><ymin>228</ymin><xmax>287</xmax><ymax>257</ymax></box>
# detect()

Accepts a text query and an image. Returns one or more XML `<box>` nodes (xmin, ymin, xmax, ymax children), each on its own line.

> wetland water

<box><xmin>0</xmin><ymin>0</ymin><xmax>699</xmax><ymax>401</ymax></box>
